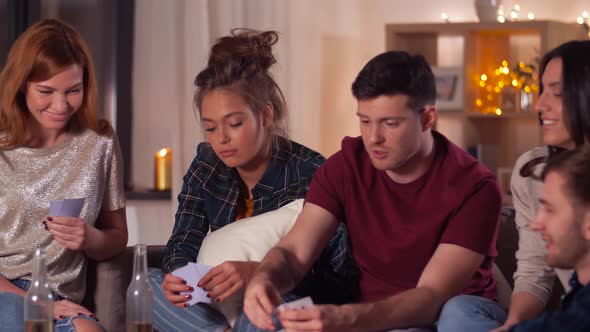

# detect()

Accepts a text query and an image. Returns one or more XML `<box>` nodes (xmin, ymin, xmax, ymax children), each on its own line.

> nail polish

<box><xmin>184</xmin><ymin>294</ymin><xmax>191</xmax><ymax>299</ymax></box>
<box><xmin>44</xmin><ymin>225</ymin><xmax>49</xmax><ymax>231</ymax></box>
<box><xmin>47</xmin><ymin>217</ymin><xmax>53</xmax><ymax>221</ymax></box>
<box><xmin>186</xmin><ymin>286</ymin><xmax>193</xmax><ymax>292</ymax></box>
<box><xmin>42</xmin><ymin>221</ymin><xmax>47</xmax><ymax>225</ymax></box>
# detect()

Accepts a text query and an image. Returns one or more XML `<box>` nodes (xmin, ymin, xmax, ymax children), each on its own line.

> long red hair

<box><xmin>0</xmin><ymin>18</ymin><xmax>109</xmax><ymax>149</ymax></box>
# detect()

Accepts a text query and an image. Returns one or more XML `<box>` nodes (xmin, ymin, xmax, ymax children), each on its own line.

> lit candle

<box><xmin>155</xmin><ymin>148</ymin><xmax>172</xmax><ymax>191</ymax></box>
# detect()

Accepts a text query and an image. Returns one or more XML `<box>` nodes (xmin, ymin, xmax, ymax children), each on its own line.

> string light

<box><xmin>528</xmin><ymin>12</ymin><xmax>535</xmax><ymax>20</ymax></box>
<box><xmin>475</xmin><ymin>60</ymin><xmax>539</xmax><ymax>115</ymax></box>
<box><xmin>498</xmin><ymin>15</ymin><xmax>506</xmax><ymax>23</ymax></box>
<box><xmin>577</xmin><ymin>16</ymin><xmax>585</xmax><ymax>24</ymax></box>
<box><xmin>583</xmin><ymin>11</ymin><xmax>589</xmax><ymax>19</ymax></box>
<box><xmin>441</xmin><ymin>12</ymin><xmax>449</xmax><ymax>22</ymax></box>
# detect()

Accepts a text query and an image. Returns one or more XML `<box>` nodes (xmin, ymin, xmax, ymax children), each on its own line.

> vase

<box><xmin>475</xmin><ymin>0</ymin><xmax>502</xmax><ymax>22</ymax></box>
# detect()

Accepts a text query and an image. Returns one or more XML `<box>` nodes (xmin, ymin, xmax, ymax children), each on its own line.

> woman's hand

<box><xmin>161</xmin><ymin>273</ymin><xmax>193</xmax><ymax>307</ymax></box>
<box><xmin>44</xmin><ymin>217</ymin><xmax>87</xmax><ymax>251</ymax></box>
<box><xmin>53</xmin><ymin>299</ymin><xmax>95</xmax><ymax>320</ymax></box>
<box><xmin>199</xmin><ymin>261</ymin><xmax>259</xmax><ymax>303</ymax></box>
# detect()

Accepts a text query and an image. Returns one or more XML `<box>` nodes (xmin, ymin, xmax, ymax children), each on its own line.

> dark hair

<box><xmin>520</xmin><ymin>40</ymin><xmax>590</xmax><ymax>178</ymax></box>
<box><xmin>193</xmin><ymin>29</ymin><xmax>287</xmax><ymax>142</ymax></box>
<box><xmin>542</xmin><ymin>145</ymin><xmax>590</xmax><ymax>208</ymax></box>
<box><xmin>351</xmin><ymin>51</ymin><xmax>436</xmax><ymax>113</ymax></box>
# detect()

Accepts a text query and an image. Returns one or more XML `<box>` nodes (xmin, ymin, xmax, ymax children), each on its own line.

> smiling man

<box><xmin>241</xmin><ymin>51</ymin><xmax>502</xmax><ymax>332</ymax></box>
<box><xmin>508</xmin><ymin>147</ymin><xmax>590</xmax><ymax>332</ymax></box>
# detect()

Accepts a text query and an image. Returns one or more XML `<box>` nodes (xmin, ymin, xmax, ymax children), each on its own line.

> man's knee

<box><xmin>440</xmin><ymin>294</ymin><xmax>480</xmax><ymax>318</ymax></box>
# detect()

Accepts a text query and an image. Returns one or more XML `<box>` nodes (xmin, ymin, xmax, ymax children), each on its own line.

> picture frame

<box><xmin>431</xmin><ymin>66</ymin><xmax>464</xmax><ymax>111</ymax></box>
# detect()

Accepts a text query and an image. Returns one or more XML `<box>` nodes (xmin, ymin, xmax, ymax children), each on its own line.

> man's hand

<box><xmin>53</xmin><ymin>299</ymin><xmax>95</xmax><ymax>320</ymax></box>
<box><xmin>161</xmin><ymin>273</ymin><xmax>193</xmax><ymax>307</ymax></box>
<box><xmin>198</xmin><ymin>261</ymin><xmax>259</xmax><ymax>302</ymax></box>
<box><xmin>44</xmin><ymin>217</ymin><xmax>87</xmax><ymax>251</ymax></box>
<box><xmin>243</xmin><ymin>274</ymin><xmax>283</xmax><ymax>330</ymax></box>
<box><xmin>278</xmin><ymin>304</ymin><xmax>351</xmax><ymax>332</ymax></box>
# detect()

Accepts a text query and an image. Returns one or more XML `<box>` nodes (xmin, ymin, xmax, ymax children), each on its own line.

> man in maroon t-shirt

<box><xmin>242</xmin><ymin>51</ymin><xmax>502</xmax><ymax>331</ymax></box>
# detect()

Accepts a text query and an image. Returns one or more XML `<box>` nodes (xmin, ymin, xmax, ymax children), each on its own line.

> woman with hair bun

<box><xmin>149</xmin><ymin>29</ymin><xmax>355</xmax><ymax>332</ymax></box>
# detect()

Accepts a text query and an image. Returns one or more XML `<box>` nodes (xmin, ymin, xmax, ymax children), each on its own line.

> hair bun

<box><xmin>207</xmin><ymin>29</ymin><xmax>278</xmax><ymax>76</ymax></box>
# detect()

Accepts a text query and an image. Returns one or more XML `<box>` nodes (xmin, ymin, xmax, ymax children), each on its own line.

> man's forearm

<box><xmin>255</xmin><ymin>246</ymin><xmax>309</xmax><ymax>294</ymax></box>
<box><xmin>343</xmin><ymin>287</ymin><xmax>445</xmax><ymax>331</ymax></box>
<box><xmin>505</xmin><ymin>291</ymin><xmax>546</xmax><ymax>325</ymax></box>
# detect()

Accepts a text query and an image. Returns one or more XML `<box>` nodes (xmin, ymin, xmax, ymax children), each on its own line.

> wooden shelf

<box><xmin>464</xmin><ymin>112</ymin><xmax>538</xmax><ymax>119</ymax></box>
<box><xmin>385</xmin><ymin>20</ymin><xmax>587</xmax><ymax>172</ymax></box>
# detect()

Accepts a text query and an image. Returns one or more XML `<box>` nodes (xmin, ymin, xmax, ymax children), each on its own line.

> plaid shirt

<box><xmin>509</xmin><ymin>272</ymin><xmax>590</xmax><ymax>332</ymax></box>
<box><xmin>162</xmin><ymin>138</ymin><xmax>358</xmax><ymax>301</ymax></box>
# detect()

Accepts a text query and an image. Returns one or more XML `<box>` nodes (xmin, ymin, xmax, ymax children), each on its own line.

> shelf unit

<box><xmin>385</xmin><ymin>20</ymin><xmax>587</xmax><ymax>178</ymax></box>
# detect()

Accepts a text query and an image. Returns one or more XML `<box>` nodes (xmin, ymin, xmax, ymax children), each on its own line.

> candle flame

<box><xmin>158</xmin><ymin>148</ymin><xmax>169</xmax><ymax>158</ymax></box>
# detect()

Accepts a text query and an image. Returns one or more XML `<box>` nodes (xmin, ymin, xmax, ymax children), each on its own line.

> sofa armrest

<box><xmin>84</xmin><ymin>245</ymin><xmax>166</xmax><ymax>332</ymax></box>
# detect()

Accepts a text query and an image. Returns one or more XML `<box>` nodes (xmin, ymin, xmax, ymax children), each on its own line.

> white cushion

<box><xmin>196</xmin><ymin>199</ymin><xmax>304</xmax><ymax>325</ymax></box>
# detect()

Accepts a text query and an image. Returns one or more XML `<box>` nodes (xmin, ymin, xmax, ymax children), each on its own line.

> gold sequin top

<box><xmin>0</xmin><ymin>127</ymin><xmax>125</xmax><ymax>302</ymax></box>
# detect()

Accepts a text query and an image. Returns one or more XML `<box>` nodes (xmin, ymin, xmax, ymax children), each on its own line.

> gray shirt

<box><xmin>511</xmin><ymin>146</ymin><xmax>573</xmax><ymax>305</ymax></box>
<box><xmin>0</xmin><ymin>128</ymin><xmax>125</xmax><ymax>302</ymax></box>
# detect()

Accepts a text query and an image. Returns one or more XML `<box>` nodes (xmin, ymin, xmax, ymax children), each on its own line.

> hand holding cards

<box><xmin>172</xmin><ymin>262</ymin><xmax>213</xmax><ymax>306</ymax></box>
<box><xmin>277</xmin><ymin>296</ymin><xmax>314</xmax><ymax>311</ymax></box>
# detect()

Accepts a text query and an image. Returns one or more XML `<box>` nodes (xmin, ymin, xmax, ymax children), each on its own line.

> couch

<box><xmin>83</xmin><ymin>245</ymin><xmax>165</xmax><ymax>332</ymax></box>
<box><xmin>83</xmin><ymin>207</ymin><xmax>564</xmax><ymax>332</ymax></box>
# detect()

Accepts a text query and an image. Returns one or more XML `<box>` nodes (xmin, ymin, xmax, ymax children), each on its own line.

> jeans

<box><xmin>149</xmin><ymin>268</ymin><xmax>229</xmax><ymax>332</ymax></box>
<box><xmin>437</xmin><ymin>295</ymin><xmax>507</xmax><ymax>332</ymax></box>
<box><xmin>0</xmin><ymin>279</ymin><xmax>104</xmax><ymax>332</ymax></box>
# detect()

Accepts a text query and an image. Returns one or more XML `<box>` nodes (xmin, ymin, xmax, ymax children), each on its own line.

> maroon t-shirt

<box><xmin>306</xmin><ymin>132</ymin><xmax>501</xmax><ymax>302</ymax></box>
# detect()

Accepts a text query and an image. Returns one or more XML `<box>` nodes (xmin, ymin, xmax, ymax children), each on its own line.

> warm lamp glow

<box><xmin>495</xmin><ymin>108</ymin><xmax>502</xmax><ymax>116</ymax></box>
<box><xmin>476</xmin><ymin>99</ymin><xmax>483</xmax><ymax>106</ymax></box>
<box><xmin>479</xmin><ymin>81</ymin><xmax>486</xmax><ymax>87</ymax></box>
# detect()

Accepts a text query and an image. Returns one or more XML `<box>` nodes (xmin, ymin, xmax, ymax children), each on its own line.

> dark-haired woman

<box><xmin>438</xmin><ymin>40</ymin><xmax>590</xmax><ymax>332</ymax></box>
<box><xmin>0</xmin><ymin>19</ymin><xmax>127</xmax><ymax>332</ymax></box>
<box><xmin>148</xmin><ymin>30</ymin><xmax>354</xmax><ymax>332</ymax></box>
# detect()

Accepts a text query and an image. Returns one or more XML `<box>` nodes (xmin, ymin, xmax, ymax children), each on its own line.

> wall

<box><xmin>128</xmin><ymin>0</ymin><xmax>590</xmax><ymax>245</ymax></box>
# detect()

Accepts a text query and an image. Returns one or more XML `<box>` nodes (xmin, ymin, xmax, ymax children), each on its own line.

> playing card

<box><xmin>48</xmin><ymin>198</ymin><xmax>85</xmax><ymax>218</ymax></box>
<box><xmin>172</xmin><ymin>262</ymin><xmax>213</xmax><ymax>306</ymax></box>
<box><xmin>49</xmin><ymin>200</ymin><xmax>63</xmax><ymax>216</ymax></box>
<box><xmin>277</xmin><ymin>296</ymin><xmax>314</xmax><ymax>311</ymax></box>
<box><xmin>59</xmin><ymin>198</ymin><xmax>85</xmax><ymax>217</ymax></box>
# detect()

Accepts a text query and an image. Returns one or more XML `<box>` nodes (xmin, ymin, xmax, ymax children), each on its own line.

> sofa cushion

<box><xmin>196</xmin><ymin>199</ymin><xmax>303</xmax><ymax>326</ymax></box>
<box><xmin>84</xmin><ymin>245</ymin><xmax>165</xmax><ymax>332</ymax></box>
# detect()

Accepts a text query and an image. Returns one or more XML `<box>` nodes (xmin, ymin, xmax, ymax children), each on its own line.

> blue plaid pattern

<box><xmin>162</xmin><ymin>138</ymin><xmax>358</xmax><ymax>302</ymax></box>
